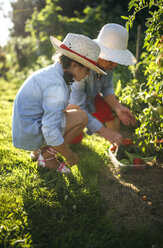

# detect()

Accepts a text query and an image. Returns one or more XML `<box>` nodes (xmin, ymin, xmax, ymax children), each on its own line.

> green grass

<box><xmin>0</xmin><ymin>78</ymin><xmax>163</xmax><ymax>248</ymax></box>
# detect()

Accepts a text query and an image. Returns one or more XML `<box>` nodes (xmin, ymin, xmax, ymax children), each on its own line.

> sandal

<box><xmin>30</xmin><ymin>146</ymin><xmax>57</xmax><ymax>161</ymax></box>
<box><xmin>37</xmin><ymin>148</ymin><xmax>71</xmax><ymax>173</ymax></box>
<box><xmin>56</xmin><ymin>162</ymin><xmax>71</xmax><ymax>173</ymax></box>
<box><xmin>30</xmin><ymin>149</ymin><xmax>41</xmax><ymax>161</ymax></box>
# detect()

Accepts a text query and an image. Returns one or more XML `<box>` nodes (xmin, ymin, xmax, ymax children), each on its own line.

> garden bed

<box><xmin>100</xmin><ymin>160</ymin><xmax>163</xmax><ymax>231</ymax></box>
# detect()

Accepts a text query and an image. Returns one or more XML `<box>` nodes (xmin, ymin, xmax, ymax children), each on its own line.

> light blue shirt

<box><xmin>69</xmin><ymin>70</ymin><xmax>114</xmax><ymax>134</ymax></box>
<box><xmin>12</xmin><ymin>62</ymin><xmax>70</xmax><ymax>151</ymax></box>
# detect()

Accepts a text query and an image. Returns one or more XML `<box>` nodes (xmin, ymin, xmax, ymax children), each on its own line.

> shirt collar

<box><xmin>53</xmin><ymin>62</ymin><xmax>64</xmax><ymax>77</ymax></box>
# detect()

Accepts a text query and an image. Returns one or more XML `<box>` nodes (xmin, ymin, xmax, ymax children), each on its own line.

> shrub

<box><xmin>119</xmin><ymin>0</ymin><xmax>163</xmax><ymax>158</ymax></box>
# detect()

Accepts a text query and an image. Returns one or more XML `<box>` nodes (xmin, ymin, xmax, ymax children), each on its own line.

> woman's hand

<box><xmin>116</xmin><ymin>105</ymin><xmax>136</xmax><ymax>126</ymax></box>
<box><xmin>97</xmin><ymin>126</ymin><xmax>123</xmax><ymax>146</ymax></box>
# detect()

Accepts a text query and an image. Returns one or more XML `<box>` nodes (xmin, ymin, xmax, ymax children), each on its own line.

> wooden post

<box><xmin>135</xmin><ymin>25</ymin><xmax>141</xmax><ymax>79</ymax></box>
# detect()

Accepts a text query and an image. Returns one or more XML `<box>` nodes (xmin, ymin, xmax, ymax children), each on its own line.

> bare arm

<box><xmin>103</xmin><ymin>94</ymin><xmax>122</xmax><ymax>111</ymax></box>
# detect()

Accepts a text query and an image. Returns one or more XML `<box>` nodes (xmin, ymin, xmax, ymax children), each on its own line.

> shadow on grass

<box><xmin>22</xmin><ymin>144</ymin><xmax>163</xmax><ymax>248</ymax></box>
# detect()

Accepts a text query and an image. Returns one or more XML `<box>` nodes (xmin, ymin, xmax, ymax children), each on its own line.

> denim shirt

<box><xmin>12</xmin><ymin>62</ymin><xmax>70</xmax><ymax>151</ymax></box>
<box><xmin>69</xmin><ymin>69</ymin><xmax>114</xmax><ymax>134</ymax></box>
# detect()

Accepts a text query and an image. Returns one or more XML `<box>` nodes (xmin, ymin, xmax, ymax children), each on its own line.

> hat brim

<box><xmin>94</xmin><ymin>39</ymin><xmax>137</xmax><ymax>66</ymax></box>
<box><xmin>50</xmin><ymin>36</ymin><xmax>106</xmax><ymax>75</ymax></box>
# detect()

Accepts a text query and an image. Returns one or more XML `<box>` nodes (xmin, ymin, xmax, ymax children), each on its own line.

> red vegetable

<box><xmin>133</xmin><ymin>158</ymin><xmax>145</xmax><ymax>164</ymax></box>
<box><xmin>122</xmin><ymin>138</ymin><xmax>133</xmax><ymax>146</ymax></box>
<box><xmin>133</xmin><ymin>158</ymin><xmax>145</xmax><ymax>171</ymax></box>
<box><xmin>110</xmin><ymin>145</ymin><xmax>117</xmax><ymax>152</ymax></box>
<box><xmin>141</xmin><ymin>196</ymin><xmax>147</xmax><ymax>201</ymax></box>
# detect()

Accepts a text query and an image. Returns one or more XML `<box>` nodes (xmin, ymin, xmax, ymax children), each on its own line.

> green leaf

<box><xmin>115</xmin><ymin>80</ymin><xmax>122</xmax><ymax>96</ymax></box>
<box><xmin>121</xmin><ymin>16</ymin><xmax>129</xmax><ymax>20</ymax></box>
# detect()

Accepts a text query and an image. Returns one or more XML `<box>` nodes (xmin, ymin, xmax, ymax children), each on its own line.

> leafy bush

<box><xmin>119</xmin><ymin>0</ymin><xmax>163</xmax><ymax>158</ymax></box>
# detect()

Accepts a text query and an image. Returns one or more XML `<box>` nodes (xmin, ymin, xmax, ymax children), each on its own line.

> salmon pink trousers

<box><xmin>70</xmin><ymin>93</ymin><xmax>115</xmax><ymax>144</ymax></box>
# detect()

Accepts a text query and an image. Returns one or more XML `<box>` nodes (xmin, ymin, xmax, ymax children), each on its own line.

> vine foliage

<box><xmin>120</xmin><ymin>0</ymin><xmax>163</xmax><ymax>158</ymax></box>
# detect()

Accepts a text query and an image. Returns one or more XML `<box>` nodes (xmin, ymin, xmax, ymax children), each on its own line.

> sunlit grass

<box><xmin>0</xmin><ymin>78</ymin><xmax>111</xmax><ymax>247</ymax></box>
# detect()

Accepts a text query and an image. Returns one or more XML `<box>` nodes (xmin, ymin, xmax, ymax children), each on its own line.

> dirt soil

<box><xmin>99</xmin><ymin>124</ymin><xmax>163</xmax><ymax>231</ymax></box>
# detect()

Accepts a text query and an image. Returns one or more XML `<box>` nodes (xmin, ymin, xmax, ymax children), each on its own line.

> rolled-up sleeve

<box><xmin>70</xmin><ymin>81</ymin><xmax>103</xmax><ymax>134</ymax></box>
<box><xmin>42</xmin><ymin>85</ymin><xmax>66</xmax><ymax>146</ymax></box>
<box><xmin>86</xmin><ymin>112</ymin><xmax>103</xmax><ymax>134</ymax></box>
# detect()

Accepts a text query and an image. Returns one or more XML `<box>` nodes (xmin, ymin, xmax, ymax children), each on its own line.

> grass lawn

<box><xmin>0</xmin><ymin>78</ymin><xmax>163</xmax><ymax>248</ymax></box>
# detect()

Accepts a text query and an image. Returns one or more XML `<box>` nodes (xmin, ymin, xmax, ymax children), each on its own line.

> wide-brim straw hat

<box><xmin>50</xmin><ymin>33</ymin><xmax>106</xmax><ymax>75</ymax></box>
<box><xmin>94</xmin><ymin>23</ymin><xmax>137</xmax><ymax>66</ymax></box>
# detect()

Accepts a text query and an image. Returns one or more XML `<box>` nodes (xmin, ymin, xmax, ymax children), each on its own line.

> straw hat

<box><xmin>94</xmin><ymin>23</ymin><xmax>137</xmax><ymax>65</ymax></box>
<box><xmin>50</xmin><ymin>33</ymin><xmax>106</xmax><ymax>75</ymax></box>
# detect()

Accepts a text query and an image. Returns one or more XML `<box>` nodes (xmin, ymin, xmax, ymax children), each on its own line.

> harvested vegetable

<box><xmin>141</xmin><ymin>196</ymin><xmax>147</xmax><ymax>201</ymax></box>
<box><xmin>122</xmin><ymin>138</ymin><xmax>133</xmax><ymax>146</ymax></box>
<box><xmin>133</xmin><ymin>158</ymin><xmax>145</xmax><ymax>165</ymax></box>
<box><xmin>133</xmin><ymin>158</ymin><xmax>145</xmax><ymax>171</ymax></box>
<box><xmin>110</xmin><ymin>145</ymin><xmax>117</xmax><ymax>152</ymax></box>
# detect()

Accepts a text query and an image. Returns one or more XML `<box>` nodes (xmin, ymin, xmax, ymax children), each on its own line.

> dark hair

<box><xmin>59</xmin><ymin>54</ymin><xmax>74</xmax><ymax>69</ymax></box>
<box><xmin>53</xmin><ymin>53</ymin><xmax>84</xmax><ymax>69</ymax></box>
